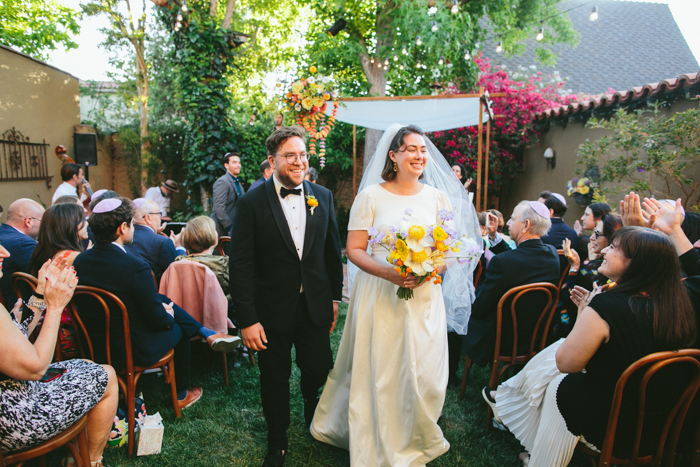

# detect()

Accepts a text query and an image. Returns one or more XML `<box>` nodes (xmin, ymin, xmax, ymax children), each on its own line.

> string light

<box><xmin>416</xmin><ymin>35</ymin><xmax>422</xmax><ymax>46</ymax></box>
<box><xmin>384</xmin><ymin>57</ymin><xmax>389</xmax><ymax>65</ymax></box>
<box><xmin>438</xmin><ymin>56</ymin><xmax>444</xmax><ymax>66</ymax></box>
<box><xmin>399</xmin><ymin>64</ymin><xmax>404</xmax><ymax>70</ymax></box>
<box><xmin>181</xmin><ymin>0</ymin><xmax>187</xmax><ymax>12</ymax></box>
<box><xmin>451</xmin><ymin>0</ymin><xmax>458</xmax><ymax>14</ymax></box>
<box><xmin>370</xmin><ymin>57</ymin><xmax>375</xmax><ymax>64</ymax></box>
<box><xmin>590</xmin><ymin>5</ymin><xmax>598</xmax><ymax>21</ymax></box>
<box><xmin>393</xmin><ymin>53</ymin><xmax>399</xmax><ymax>61</ymax></box>
<box><xmin>496</xmin><ymin>40</ymin><xmax>503</xmax><ymax>53</ymax></box>
<box><xmin>377</xmin><ymin>60</ymin><xmax>382</xmax><ymax>68</ymax></box>
<box><xmin>431</xmin><ymin>21</ymin><xmax>438</xmax><ymax>32</ymax></box>
<box><xmin>464</xmin><ymin>50</ymin><xmax>471</xmax><ymax>61</ymax></box>
<box><xmin>383</xmin><ymin>64</ymin><xmax>388</xmax><ymax>70</ymax></box>
<box><xmin>177</xmin><ymin>12</ymin><xmax>183</xmax><ymax>22</ymax></box>
<box><xmin>402</xmin><ymin>45</ymin><xmax>407</xmax><ymax>55</ymax></box>
<box><xmin>536</xmin><ymin>27</ymin><xmax>544</xmax><ymax>41</ymax></box>
<box><xmin>416</xmin><ymin>60</ymin><xmax>422</xmax><ymax>68</ymax></box>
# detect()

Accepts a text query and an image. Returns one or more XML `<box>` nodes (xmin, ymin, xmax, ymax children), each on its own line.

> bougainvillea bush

<box><xmin>429</xmin><ymin>54</ymin><xmax>576</xmax><ymax>196</ymax></box>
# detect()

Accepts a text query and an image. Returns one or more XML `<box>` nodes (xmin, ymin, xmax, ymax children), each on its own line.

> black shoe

<box><xmin>262</xmin><ymin>449</ymin><xmax>286</xmax><ymax>467</ymax></box>
<box><xmin>304</xmin><ymin>396</ymin><xmax>319</xmax><ymax>429</ymax></box>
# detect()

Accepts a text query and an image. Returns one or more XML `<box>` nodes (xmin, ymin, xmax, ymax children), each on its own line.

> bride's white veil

<box><xmin>347</xmin><ymin>123</ymin><xmax>483</xmax><ymax>334</ymax></box>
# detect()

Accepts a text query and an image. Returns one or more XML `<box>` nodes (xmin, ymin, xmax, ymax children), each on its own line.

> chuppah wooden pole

<box><xmin>475</xmin><ymin>87</ymin><xmax>484</xmax><ymax>211</ymax></box>
<box><xmin>353</xmin><ymin>125</ymin><xmax>357</xmax><ymax>197</ymax></box>
<box><xmin>484</xmin><ymin>119</ymin><xmax>491</xmax><ymax>211</ymax></box>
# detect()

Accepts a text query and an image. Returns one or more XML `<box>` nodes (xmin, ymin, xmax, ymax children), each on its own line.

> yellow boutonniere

<box><xmin>306</xmin><ymin>195</ymin><xmax>318</xmax><ymax>215</ymax></box>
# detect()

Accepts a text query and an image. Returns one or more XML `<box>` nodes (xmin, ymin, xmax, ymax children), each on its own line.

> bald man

<box><xmin>0</xmin><ymin>199</ymin><xmax>45</xmax><ymax>307</ymax></box>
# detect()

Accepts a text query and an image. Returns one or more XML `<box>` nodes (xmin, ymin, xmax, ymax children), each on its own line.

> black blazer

<box><xmin>73</xmin><ymin>243</ymin><xmax>176</xmax><ymax>370</ymax></box>
<box><xmin>124</xmin><ymin>224</ymin><xmax>178</xmax><ymax>280</ymax></box>
<box><xmin>464</xmin><ymin>238</ymin><xmax>560</xmax><ymax>367</ymax></box>
<box><xmin>229</xmin><ymin>178</ymin><xmax>343</xmax><ymax>333</ymax></box>
<box><xmin>541</xmin><ymin>217</ymin><xmax>578</xmax><ymax>250</ymax></box>
<box><xmin>0</xmin><ymin>223</ymin><xmax>37</xmax><ymax>307</ymax></box>
<box><xmin>210</xmin><ymin>173</ymin><xmax>245</xmax><ymax>236</ymax></box>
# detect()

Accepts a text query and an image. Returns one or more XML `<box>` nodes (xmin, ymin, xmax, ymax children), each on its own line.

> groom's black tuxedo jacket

<box><xmin>464</xmin><ymin>238</ymin><xmax>560</xmax><ymax>367</ymax></box>
<box><xmin>229</xmin><ymin>178</ymin><xmax>343</xmax><ymax>333</ymax></box>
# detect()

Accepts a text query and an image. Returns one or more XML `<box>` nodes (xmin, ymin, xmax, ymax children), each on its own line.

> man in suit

<box><xmin>249</xmin><ymin>160</ymin><xmax>273</xmax><ymax>191</ymax></box>
<box><xmin>124</xmin><ymin>199</ymin><xmax>185</xmax><ymax>280</ymax></box>
<box><xmin>464</xmin><ymin>201</ymin><xmax>560</xmax><ymax>369</ymax></box>
<box><xmin>0</xmin><ymin>199</ymin><xmax>44</xmax><ymax>307</ymax></box>
<box><xmin>229</xmin><ymin>126</ymin><xmax>343</xmax><ymax>467</ymax></box>
<box><xmin>539</xmin><ymin>191</ymin><xmax>578</xmax><ymax>250</ymax></box>
<box><xmin>211</xmin><ymin>152</ymin><xmax>245</xmax><ymax>237</ymax></box>
<box><xmin>74</xmin><ymin>197</ymin><xmax>241</xmax><ymax>409</ymax></box>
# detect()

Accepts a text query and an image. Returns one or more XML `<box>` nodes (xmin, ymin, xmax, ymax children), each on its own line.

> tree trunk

<box><xmin>133</xmin><ymin>38</ymin><xmax>150</xmax><ymax>195</ymax></box>
<box><xmin>222</xmin><ymin>0</ymin><xmax>235</xmax><ymax>29</ymax></box>
<box><xmin>200</xmin><ymin>185</ymin><xmax>210</xmax><ymax>212</ymax></box>
<box><xmin>209</xmin><ymin>0</ymin><xmax>217</xmax><ymax>16</ymax></box>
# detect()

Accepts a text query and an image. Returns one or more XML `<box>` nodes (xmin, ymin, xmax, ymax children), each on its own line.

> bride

<box><xmin>310</xmin><ymin>124</ymin><xmax>481</xmax><ymax>466</ymax></box>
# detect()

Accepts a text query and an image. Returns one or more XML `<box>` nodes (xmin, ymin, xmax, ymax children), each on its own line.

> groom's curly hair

<box><xmin>381</xmin><ymin>125</ymin><xmax>425</xmax><ymax>181</ymax></box>
<box><xmin>266</xmin><ymin>126</ymin><xmax>307</xmax><ymax>156</ymax></box>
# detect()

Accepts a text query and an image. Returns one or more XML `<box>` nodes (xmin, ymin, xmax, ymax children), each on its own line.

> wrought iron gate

<box><xmin>0</xmin><ymin>127</ymin><xmax>52</xmax><ymax>187</ymax></box>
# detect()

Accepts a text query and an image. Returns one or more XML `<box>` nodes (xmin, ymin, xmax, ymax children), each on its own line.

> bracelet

<box><xmin>33</xmin><ymin>292</ymin><xmax>44</xmax><ymax>300</ymax></box>
<box><xmin>27</xmin><ymin>295</ymin><xmax>47</xmax><ymax>312</ymax></box>
<box><xmin>569</xmin><ymin>269</ymin><xmax>578</xmax><ymax>274</ymax></box>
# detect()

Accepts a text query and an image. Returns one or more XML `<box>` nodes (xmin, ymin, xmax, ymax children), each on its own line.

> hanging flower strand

<box><xmin>281</xmin><ymin>66</ymin><xmax>339</xmax><ymax>168</ymax></box>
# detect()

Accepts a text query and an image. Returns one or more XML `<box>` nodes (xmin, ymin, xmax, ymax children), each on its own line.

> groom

<box><xmin>229</xmin><ymin>126</ymin><xmax>344</xmax><ymax>467</ymax></box>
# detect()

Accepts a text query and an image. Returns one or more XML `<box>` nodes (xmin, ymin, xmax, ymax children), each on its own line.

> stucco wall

<box><xmin>501</xmin><ymin>98</ymin><xmax>699</xmax><ymax>223</ymax></box>
<box><xmin>0</xmin><ymin>47</ymin><xmax>81</xmax><ymax>217</ymax></box>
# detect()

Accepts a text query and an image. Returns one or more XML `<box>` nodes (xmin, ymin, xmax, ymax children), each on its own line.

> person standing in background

<box><xmin>144</xmin><ymin>180</ymin><xmax>179</xmax><ymax>221</ymax></box>
<box><xmin>250</xmin><ymin>160</ymin><xmax>273</xmax><ymax>191</ymax></box>
<box><xmin>52</xmin><ymin>163</ymin><xmax>90</xmax><ymax>204</ymax></box>
<box><xmin>210</xmin><ymin>153</ymin><xmax>245</xmax><ymax>237</ymax></box>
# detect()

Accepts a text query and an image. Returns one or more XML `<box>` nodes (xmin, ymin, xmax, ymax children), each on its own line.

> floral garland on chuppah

<box><xmin>281</xmin><ymin>66</ymin><xmax>339</xmax><ymax>168</ymax></box>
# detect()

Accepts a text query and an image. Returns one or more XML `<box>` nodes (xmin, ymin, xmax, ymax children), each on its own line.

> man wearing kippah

<box><xmin>73</xmin><ymin>197</ymin><xmax>240</xmax><ymax>409</ymax></box>
<box><xmin>464</xmin><ymin>201</ymin><xmax>560</xmax><ymax>373</ymax></box>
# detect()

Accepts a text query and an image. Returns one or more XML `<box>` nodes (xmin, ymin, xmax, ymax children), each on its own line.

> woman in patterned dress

<box><xmin>0</xmin><ymin>248</ymin><xmax>118</xmax><ymax>466</ymax></box>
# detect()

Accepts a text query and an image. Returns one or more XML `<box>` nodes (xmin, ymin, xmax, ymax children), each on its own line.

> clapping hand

<box><xmin>642</xmin><ymin>198</ymin><xmax>683</xmax><ymax>235</ymax></box>
<box><xmin>562</xmin><ymin>238</ymin><xmax>580</xmax><ymax>271</ymax></box>
<box><xmin>573</xmin><ymin>220</ymin><xmax>583</xmax><ymax>237</ymax></box>
<box><xmin>163</xmin><ymin>301</ymin><xmax>175</xmax><ymax>317</ymax></box>
<box><xmin>486</xmin><ymin>212</ymin><xmax>499</xmax><ymax>239</ymax></box>
<box><xmin>170</xmin><ymin>231</ymin><xmax>182</xmax><ymax>249</ymax></box>
<box><xmin>36</xmin><ymin>254</ymin><xmax>70</xmax><ymax>295</ymax></box>
<box><xmin>620</xmin><ymin>192</ymin><xmax>656</xmax><ymax>228</ymax></box>
<box><xmin>587</xmin><ymin>240</ymin><xmax>599</xmax><ymax>261</ymax></box>
<box><xmin>570</xmin><ymin>283</ymin><xmax>602</xmax><ymax>315</ymax></box>
<box><xmin>44</xmin><ymin>265</ymin><xmax>78</xmax><ymax>313</ymax></box>
<box><xmin>464</xmin><ymin>178</ymin><xmax>473</xmax><ymax>190</ymax></box>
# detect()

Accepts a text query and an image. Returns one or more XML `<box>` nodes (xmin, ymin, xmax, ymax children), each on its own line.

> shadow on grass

<box><xmin>56</xmin><ymin>303</ymin><xmax>590</xmax><ymax>467</ymax></box>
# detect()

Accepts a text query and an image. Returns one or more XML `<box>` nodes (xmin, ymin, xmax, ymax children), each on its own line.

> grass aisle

<box><xmin>102</xmin><ymin>303</ymin><xmax>591</xmax><ymax>467</ymax></box>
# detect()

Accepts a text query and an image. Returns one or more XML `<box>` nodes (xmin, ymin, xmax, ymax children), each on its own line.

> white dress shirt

<box><xmin>272</xmin><ymin>175</ymin><xmax>306</xmax><ymax>260</ymax></box>
<box><xmin>52</xmin><ymin>181</ymin><xmax>86</xmax><ymax>203</ymax></box>
<box><xmin>111</xmin><ymin>241</ymin><xmax>126</xmax><ymax>253</ymax></box>
<box><xmin>144</xmin><ymin>187</ymin><xmax>170</xmax><ymax>217</ymax></box>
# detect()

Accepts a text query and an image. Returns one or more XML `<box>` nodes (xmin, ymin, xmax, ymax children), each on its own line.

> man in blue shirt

<box><xmin>0</xmin><ymin>199</ymin><xmax>44</xmax><ymax>307</ymax></box>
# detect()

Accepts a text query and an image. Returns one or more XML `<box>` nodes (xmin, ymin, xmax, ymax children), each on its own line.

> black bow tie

<box><xmin>280</xmin><ymin>187</ymin><xmax>302</xmax><ymax>198</ymax></box>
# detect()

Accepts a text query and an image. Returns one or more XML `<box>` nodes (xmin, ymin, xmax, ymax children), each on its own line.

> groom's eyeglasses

<box><xmin>274</xmin><ymin>153</ymin><xmax>309</xmax><ymax>164</ymax></box>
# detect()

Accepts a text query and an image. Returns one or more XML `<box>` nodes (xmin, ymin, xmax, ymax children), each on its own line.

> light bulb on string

<box><xmin>384</xmin><ymin>57</ymin><xmax>389</xmax><ymax>65</ymax></box>
<box><xmin>431</xmin><ymin>21</ymin><xmax>438</xmax><ymax>32</ymax></box>
<box><xmin>536</xmin><ymin>27</ymin><xmax>544</xmax><ymax>41</ymax></box>
<box><xmin>399</xmin><ymin>64</ymin><xmax>404</xmax><ymax>70</ymax></box>
<box><xmin>451</xmin><ymin>0</ymin><xmax>458</xmax><ymax>14</ymax></box>
<box><xmin>370</xmin><ymin>57</ymin><xmax>375</xmax><ymax>64</ymax></box>
<box><xmin>590</xmin><ymin>6</ymin><xmax>598</xmax><ymax>21</ymax></box>
<box><xmin>383</xmin><ymin>65</ymin><xmax>388</xmax><ymax>70</ymax></box>
<box><xmin>416</xmin><ymin>60</ymin><xmax>421</xmax><ymax>68</ymax></box>
<box><xmin>464</xmin><ymin>50</ymin><xmax>470</xmax><ymax>61</ymax></box>
<box><xmin>177</xmin><ymin>12</ymin><xmax>183</xmax><ymax>22</ymax></box>
<box><xmin>416</xmin><ymin>35</ymin><xmax>422</xmax><ymax>46</ymax></box>
<box><xmin>393</xmin><ymin>53</ymin><xmax>399</xmax><ymax>61</ymax></box>
<box><xmin>402</xmin><ymin>45</ymin><xmax>407</xmax><ymax>55</ymax></box>
<box><xmin>438</xmin><ymin>56</ymin><xmax>444</xmax><ymax>66</ymax></box>
<box><xmin>496</xmin><ymin>41</ymin><xmax>503</xmax><ymax>53</ymax></box>
<box><xmin>181</xmin><ymin>0</ymin><xmax>187</xmax><ymax>12</ymax></box>
<box><xmin>377</xmin><ymin>60</ymin><xmax>382</xmax><ymax>68</ymax></box>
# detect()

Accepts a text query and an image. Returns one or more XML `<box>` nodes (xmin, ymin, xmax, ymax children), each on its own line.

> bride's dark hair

<box><xmin>381</xmin><ymin>125</ymin><xmax>425</xmax><ymax>181</ymax></box>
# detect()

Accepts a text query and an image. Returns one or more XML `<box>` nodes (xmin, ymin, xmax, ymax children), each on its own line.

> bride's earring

<box><xmin>393</xmin><ymin>162</ymin><xmax>397</xmax><ymax>172</ymax></box>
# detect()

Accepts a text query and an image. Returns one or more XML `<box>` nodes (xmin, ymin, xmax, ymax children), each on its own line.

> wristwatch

<box><xmin>27</xmin><ymin>295</ymin><xmax>47</xmax><ymax>312</ymax></box>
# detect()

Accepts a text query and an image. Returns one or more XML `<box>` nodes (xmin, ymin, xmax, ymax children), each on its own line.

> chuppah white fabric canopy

<box><xmin>324</xmin><ymin>96</ymin><xmax>489</xmax><ymax>132</ymax></box>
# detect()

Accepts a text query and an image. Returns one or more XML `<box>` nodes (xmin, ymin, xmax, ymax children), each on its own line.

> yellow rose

<box><xmin>309</xmin><ymin>65</ymin><xmax>317</xmax><ymax>74</ymax></box>
<box><xmin>301</xmin><ymin>97</ymin><xmax>314</xmax><ymax>110</ymax></box>
<box><xmin>579</xmin><ymin>186</ymin><xmax>590</xmax><ymax>195</ymax></box>
<box><xmin>314</xmin><ymin>96</ymin><xmax>325</xmax><ymax>107</ymax></box>
<box><xmin>291</xmin><ymin>81</ymin><xmax>304</xmax><ymax>94</ymax></box>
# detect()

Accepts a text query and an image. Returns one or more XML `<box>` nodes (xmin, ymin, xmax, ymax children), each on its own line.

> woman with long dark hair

<box><xmin>28</xmin><ymin>203</ymin><xmax>87</xmax><ymax>276</ymax></box>
<box><xmin>484</xmin><ymin>226</ymin><xmax>696</xmax><ymax>466</ymax></box>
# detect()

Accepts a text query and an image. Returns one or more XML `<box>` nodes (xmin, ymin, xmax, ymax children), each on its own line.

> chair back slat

<box><xmin>473</xmin><ymin>259</ymin><xmax>483</xmax><ymax>290</ymax></box>
<box><xmin>556</xmin><ymin>249</ymin><xmax>571</xmax><ymax>290</ymax></box>
<box><xmin>596</xmin><ymin>349</ymin><xmax>700</xmax><ymax>467</ymax></box>
<box><xmin>11</xmin><ymin>272</ymin><xmax>37</xmax><ymax>301</ymax></box>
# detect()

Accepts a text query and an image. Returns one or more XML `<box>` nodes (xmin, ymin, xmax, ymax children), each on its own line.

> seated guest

<box><xmin>29</xmin><ymin>203</ymin><xmax>88</xmax><ymax>273</ymax></box>
<box><xmin>554</xmin><ymin>213</ymin><xmax>623</xmax><ymax>338</ymax></box>
<box><xmin>175</xmin><ymin>216</ymin><xmax>230</xmax><ymax>302</ymax></box>
<box><xmin>0</xmin><ymin>199</ymin><xmax>44</xmax><ymax>307</ymax></box>
<box><xmin>89</xmin><ymin>190</ymin><xmax>120</xmax><ymax>210</ymax></box>
<box><xmin>539</xmin><ymin>191</ymin><xmax>578</xmax><ymax>251</ymax></box>
<box><xmin>464</xmin><ymin>201</ymin><xmax>560</xmax><ymax>367</ymax></box>
<box><xmin>124</xmin><ymin>199</ymin><xmax>185</xmax><ymax>280</ymax></box>
<box><xmin>249</xmin><ymin>160</ymin><xmax>273</xmax><ymax>191</ymax></box>
<box><xmin>0</xmin><ymin>250</ymin><xmax>118</xmax><ymax>467</ymax></box>
<box><xmin>484</xmin><ymin>227</ymin><xmax>696</xmax><ymax>466</ymax></box>
<box><xmin>489</xmin><ymin>209</ymin><xmax>516</xmax><ymax>249</ymax></box>
<box><xmin>573</xmin><ymin>202</ymin><xmax>611</xmax><ymax>259</ymax></box>
<box><xmin>305</xmin><ymin>166</ymin><xmax>318</xmax><ymax>184</ymax></box>
<box><xmin>54</xmin><ymin>195</ymin><xmax>91</xmax><ymax>249</ymax></box>
<box><xmin>73</xmin><ymin>198</ymin><xmax>240</xmax><ymax>408</ymax></box>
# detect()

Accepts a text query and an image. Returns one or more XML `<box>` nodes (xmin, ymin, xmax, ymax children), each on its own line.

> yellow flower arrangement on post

<box><xmin>281</xmin><ymin>66</ymin><xmax>339</xmax><ymax>168</ymax></box>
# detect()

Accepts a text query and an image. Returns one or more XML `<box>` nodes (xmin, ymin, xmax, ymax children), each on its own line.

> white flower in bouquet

<box><xmin>405</xmin><ymin>248</ymin><xmax>434</xmax><ymax>275</ymax></box>
<box><xmin>400</xmin><ymin>221</ymin><xmax>435</xmax><ymax>251</ymax></box>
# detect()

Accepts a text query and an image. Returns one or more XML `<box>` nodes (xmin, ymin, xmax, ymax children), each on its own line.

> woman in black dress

<box><xmin>484</xmin><ymin>226</ymin><xmax>696</xmax><ymax>466</ymax></box>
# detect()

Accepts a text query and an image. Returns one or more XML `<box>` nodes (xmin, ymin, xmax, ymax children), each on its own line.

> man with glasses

<box><xmin>125</xmin><ymin>199</ymin><xmax>185</xmax><ymax>280</ymax></box>
<box><xmin>211</xmin><ymin>152</ymin><xmax>246</xmax><ymax>237</ymax></box>
<box><xmin>0</xmin><ymin>199</ymin><xmax>45</xmax><ymax>307</ymax></box>
<box><xmin>229</xmin><ymin>126</ymin><xmax>343</xmax><ymax>467</ymax></box>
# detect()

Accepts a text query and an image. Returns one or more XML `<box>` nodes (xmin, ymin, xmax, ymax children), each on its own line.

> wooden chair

<box><xmin>216</xmin><ymin>236</ymin><xmax>230</xmax><ymax>256</ymax></box>
<box><xmin>473</xmin><ymin>258</ymin><xmax>484</xmax><ymax>290</ymax></box>
<box><xmin>576</xmin><ymin>349</ymin><xmax>700</xmax><ymax>467</ymax></box>
<box><xmin>67</xmin><ymin>285</ymin><xmax>181</xmax><ymax>456</ymax></box>
<box><xmin>556</xmin><ymin>249</ymin><xmax>571</xmax><ymax>289</ymax></box>
<box><xmin>0</xmin><ymin>414</ymin><xmax>91</xmax><ymax>466</ymax></box>
<box><xmin>459</xmin><ymin>282</ymin><xmax>560</xmax><ymax>418</ymax></box>
<box><xmin>11</xmin><ymin>272</ymin><xmax>37</xmax><ymax>302</ymax></box>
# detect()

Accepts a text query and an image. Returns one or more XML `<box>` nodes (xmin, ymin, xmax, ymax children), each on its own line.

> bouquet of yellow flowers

<box><xmin>281</xmin><ymin>66</ymin><xmax>339</xmax><ymax>168</ymax></box>
<box><xmin>566</xmin><ymin>176</ymin><xmax>598</xmax><ymax>206</ymax></box>
<box><xmin>369</xmin><ymin>209</ymin><xmax>466</xmax><ymax>300</ymax></box>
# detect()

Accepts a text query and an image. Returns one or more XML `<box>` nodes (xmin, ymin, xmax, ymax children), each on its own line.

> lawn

<box><xmin>86</xmin><ymin>302</ymin><xmax>592</xmax><ymax>467</ymax></box>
